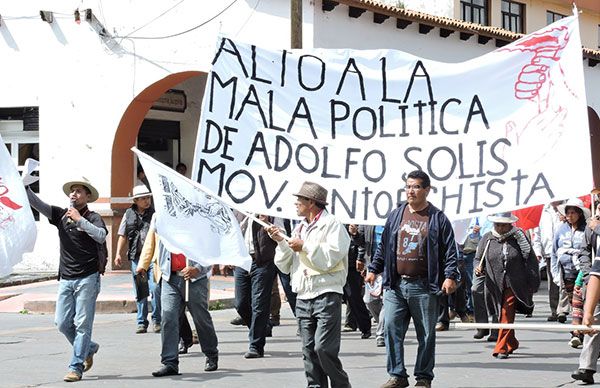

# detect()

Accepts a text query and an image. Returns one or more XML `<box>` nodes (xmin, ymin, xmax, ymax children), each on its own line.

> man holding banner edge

<box><xmin>267</xmin><ymin>181</ymin><xmax>352</xmax><ymax>388</ymax></box>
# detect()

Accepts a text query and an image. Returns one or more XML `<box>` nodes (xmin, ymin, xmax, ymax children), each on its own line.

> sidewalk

<box><xmin>0</xmin><ymin>271</ymin><xmax>236</xmax><ymax>313</ymax></box>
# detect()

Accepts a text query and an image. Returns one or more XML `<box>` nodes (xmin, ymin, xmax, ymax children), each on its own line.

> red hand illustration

<box><xmin>0</xmin><ymin>196</ymin><xmax>22</xmax><ymax>210</ymax></box>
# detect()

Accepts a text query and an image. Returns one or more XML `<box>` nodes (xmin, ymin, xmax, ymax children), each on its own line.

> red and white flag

<box><xmin>0</xmin><ymin>135</ymin><xmax>36</xmax><ymax>277</ymax></box>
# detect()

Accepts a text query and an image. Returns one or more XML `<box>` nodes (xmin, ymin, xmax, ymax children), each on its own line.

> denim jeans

<box><xmin>463</xmin><ymin>252</ymin><xmax>475</xmax><ymax>313</ymax></box>
<box><xmin>277</xmin><ymin>268</ymin><xmax>297</xmax><ymax>315</ymax></box>
<box><xmin>55</xmin><ymin>272</ymin><xmax>101</xmax><ymax>374</ymax></box>
<box><xmin>384</xmin><ymin>278</ymin><xmax>439</xmax><ymax>381</ymax></box>
<box><xmin>297</xmin><ymin>292</ymin><xmax>351</xmax><ymax>388</ymax></box>
<box><xmin>160</xmin><ymin>274</ymin><xmax>218</xmax><ymax>370</ymax></box>
<box><xmin>234</xmin><ymin>262</ymin><xmax>277</xmax><ymax>352</ymax></box>
<box><xmin>130</xmin><ymin>259</ymin><xmax>161</xmax><ymax>326</ymax></box>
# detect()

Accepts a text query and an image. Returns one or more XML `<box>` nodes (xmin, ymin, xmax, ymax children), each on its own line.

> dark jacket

<box><xmin>478</xmin><ymin>230</ymin><xmax>540</xmax><ymax>316</ymax></box>
<box><xmin>247</xmin><ymin>218</ymin><xmax>277</xmax><ymax>267</ymax></box>
<box><xmin>357</xmin><ymin>225</ymin><xmax>376</xmax><ymax>264</ymax></box>
<box><xmin>347</xmin><ymin>225</ymin><xmax>365</xmax><ymax>269</ymax></box>
<box><xmin>124</xmin><ymin>205</ymin><xmax>154</xmax><ymax>262</ymax></box>
<box><xmin>367</xmin><ymin>202</ymin><xmax>460</xmax><ymax>294</ymax></box>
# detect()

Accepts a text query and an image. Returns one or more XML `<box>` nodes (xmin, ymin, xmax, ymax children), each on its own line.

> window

<box><xmin>461</xmin><ymin>0</ymin><xmax>489</xmax><ymax>25</ymax></box>
<box><xmin>501</xmin><ymin>1</ymin><xmax>524</xmax><ymax>33</ymax></box>
<box><xmin>0</xmin><ymin>107</ymin><xmax>40</xmax><ymax>220</ymax></box>
<box><xmin>546</xmin><ymin>10</ymin><xmax>566</xmax><ymax>25</ymax></box>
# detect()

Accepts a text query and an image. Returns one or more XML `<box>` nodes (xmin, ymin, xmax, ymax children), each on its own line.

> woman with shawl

<box><xmin>475</xmin><ymin>212</ymin><xmax>540</xmax><ymax>358</ymax></box>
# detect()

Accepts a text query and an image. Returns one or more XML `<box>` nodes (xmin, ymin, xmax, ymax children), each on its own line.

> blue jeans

<box><xmin>234</xmin><ymin>262</ymin><xmax>276</xmax><ymax>352</ymax></box>
<box><xmin>55</xmin><ymin>272</ymin><xmax>101</xmax><ymax>374</ymax></box>
<box><xmin>130</xmin><ymin>259</ymin><xmax>161</xmax><ymax>326</ymax></box>
<box><xmin>463</xmin><ymin>252</ymin><xmax>475</xmax><ymax>314</ymax></box>
<box><xmin>160</xmin><ymin>274</ymin><xmax>218</xmax><ymax>370</ymax></box>
<box><xmin>384</xmin><ymin>278</ymin><xmax>439</xmax><ymax>381</ymax></box>
<box><xmin>277</xmin><ymin>268</ymin><xmax>297</xmax><ymax>315</ymax></box>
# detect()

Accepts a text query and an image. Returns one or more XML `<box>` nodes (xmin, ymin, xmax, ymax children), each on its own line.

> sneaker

<box><xmin>205</xmin><ymin>356</ymin><xmax>219</xmax><ymax>372</ymax></box>
<box><xmin>136</xmin><ymin>324</ymin><xmax>147</xmax><ymax>334</ymax></box>
<box><xmin>63</xmin><ymin>371</ymin><xmax>82</xmax><ymax>382</ymax></box>
<box><xmin>569</xmin><ymin>335</ymin><xmax>583</xmax><ymax>348</ymax></box>
<box><xmin>380</xmin><ymin>376</ymin><xmax>409</xmax><ymax>388</ymax></box>
<box><xmin>435</xmin><ymin>322</ymin><xmax>448</xmax><ymax>332</ymax></box>
<box><xmin>415</xmin><ymin>379</ymin><xmax>432</xmax><ymax>388</ymax></box>
<box><xmin>572</xmin><ymin>369</ymin><xmax>595</xmax><ymax>384</ymax></box>
<box><xmin>473</xmin><ymin>329</ymin><xmax>489</xmax><ymax>339</ymax></box>
<box><xmin>557</xmin><ymin>314</ymin><xmax>567</xmax><ymax>323</ymax></box>
<box><xmin>230</xmin><ymin>316</ymin><xmax>245</xmax><ymax>326</ymax></box>
<box><xmin>152</xmin><ymin>365</ymin><xmax>179</xmax><ymax>377</ymax></box>
<box><xmin>342</xmin><ymin>324</ymin><xmax>357</xmax><ymax>332</ymax></box>
<box><xmin>244</xmin><ymin>348</ymin><xmax>264</xmax><ymax>358</ymax></box>
<box><xmin>83</xmin><ymin>344</ymin><xmax>99</xmax><ymax>372</ymax></box>
<box><xmin>376</xmin><ymin>336</ymin><xmax>385</xmax><ymax>347</ymax></box>
<box><xmin>153</xmin><ymin>322</ymin><xmax>161</xmax><ymax>333</ymax></box>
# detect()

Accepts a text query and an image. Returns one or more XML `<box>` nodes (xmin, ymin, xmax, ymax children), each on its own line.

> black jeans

<box><xmin>234</xmin><ymin>262</ymin><xmax>277</xmax><ymax>352</ymax></box>
<box><xmin>343</xmin><ymin>268</ymin><xmax>371</xmax><ymax>334</ymax></box>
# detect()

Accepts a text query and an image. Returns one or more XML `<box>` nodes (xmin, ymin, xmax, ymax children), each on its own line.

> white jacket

<box><xmin>274</xmin><ymin>210</ymin><xmax>350</xmax><ymax>300</ymax></box>
<box><xmin>532</xmin><ymin>204</ymin><xmax>562</xmax><ymax>258</ymax></box>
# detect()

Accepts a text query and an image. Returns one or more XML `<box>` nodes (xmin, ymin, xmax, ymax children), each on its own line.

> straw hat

<box><xmin>558</xmin><ymin>198</ymin><xmax>591</xmax><ymax>220</ymax></box>
<box><xmin>131</xmin><ymin>185</ymin><xmax>152</xmax><ymax>200</ymax></box>
<box><xmin>62</xmin><ymin>177</ymin><xmax>99</xmax><ymax>202</ymax></box>
<box><xmin>294</xmin><ymin>181</ymin><xmax>328</xmax><ymax>206</ymax></box>
<box><xmin>487</xmin><ymin>212</ymin><xmax>518</xmax><ymax>224</ymax></box>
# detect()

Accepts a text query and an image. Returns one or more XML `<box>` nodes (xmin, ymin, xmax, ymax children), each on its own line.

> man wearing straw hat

<box><xmin>26</xmin><ymin>177</ymin><xmax>107</xmax><ymax>382</ymax></box>
<box><xmin>365</xmin><ymin>170</ymin><xmax>459</xmax><ymax>388</ymax></box>
<box><xmin>267</xmin><ymin>181</ymin><xmax>352</xmax><ymax>388</ymax></box>
<box><xmin>114</xmin><ymin>184</ymin><xmax>160</xmax><ymax>334</ymax></box>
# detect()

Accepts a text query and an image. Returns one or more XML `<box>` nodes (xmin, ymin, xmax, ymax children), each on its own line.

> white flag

<box><xmin>133</xmin><ymin>148</ymin><xmax>251</xmax><ymax>271</ymax></box>
<box><xmin>0</xmin><ymin>136</ymin><xmax>37</xmax><ymax>277</ymax></box>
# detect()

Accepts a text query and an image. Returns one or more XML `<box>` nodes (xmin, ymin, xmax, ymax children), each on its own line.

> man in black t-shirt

<box><xmin>27</xmin><ymin>177</ymin><xmax>107</xmax><ymax>383</ymax></box>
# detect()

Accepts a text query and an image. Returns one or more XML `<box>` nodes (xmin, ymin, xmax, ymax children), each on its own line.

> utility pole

<box><xmin>291</xmin><ymin>0</ymin><xmax>302</xmax><ymax>49</ymax></box>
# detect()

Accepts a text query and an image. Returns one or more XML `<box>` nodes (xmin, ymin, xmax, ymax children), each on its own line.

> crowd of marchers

<box><xmin>24</xmin><ymin>164</ymin><xmax>600</xmax><ymax>388</ymax></box>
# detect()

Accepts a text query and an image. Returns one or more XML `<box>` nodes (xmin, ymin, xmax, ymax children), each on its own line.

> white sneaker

<box><xmin>569</xmin><ymin>336</ymin><xmax>582</xmax><ymax>348</ymax></box>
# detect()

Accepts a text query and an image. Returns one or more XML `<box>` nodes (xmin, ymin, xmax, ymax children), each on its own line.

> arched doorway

<box><xmin>109</xmin><ymin>70</ymin><xmax>207</xmax><ymax>269</ymax></box>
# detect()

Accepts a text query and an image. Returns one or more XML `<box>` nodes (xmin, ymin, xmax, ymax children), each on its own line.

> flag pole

<box><xmin>185</xmin><ymin>257</ymin><xmax>189</xmax><ymax>303</ymax></box>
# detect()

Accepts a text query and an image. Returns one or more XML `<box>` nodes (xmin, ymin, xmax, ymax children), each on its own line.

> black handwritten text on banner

<box><xmin>192</xmin><ymin>17</ymin><xmax>590</xmax><ymax>224</ymax></box>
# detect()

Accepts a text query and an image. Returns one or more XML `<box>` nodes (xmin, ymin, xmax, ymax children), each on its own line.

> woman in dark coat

<box><xmin>475</xmin><ymin>212</ymin><xmax>540</xmax><ymax>358</ymax></box>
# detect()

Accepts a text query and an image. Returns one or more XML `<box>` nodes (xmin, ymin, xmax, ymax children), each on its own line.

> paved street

<box><xmin>0</xmin><ymin>280</ymin><xmax>593</xmax><ymax>388</ymax></box>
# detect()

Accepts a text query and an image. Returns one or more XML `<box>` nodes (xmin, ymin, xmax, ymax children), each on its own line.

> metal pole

<box><xmin>291</xmin><ymin>0</ymin><xmax>302</xmax><ymax>49</ymax></box>
<box><xmin>453</xmin><ymin>322</ymin><xmax>600</xmax><ymax>332</ymax></box>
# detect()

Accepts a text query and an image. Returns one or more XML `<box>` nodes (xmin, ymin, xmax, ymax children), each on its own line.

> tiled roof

<box><xmin>329</xmin><ymin>0</ymin><xmax>600</xmax><ymax>61</ymax></box>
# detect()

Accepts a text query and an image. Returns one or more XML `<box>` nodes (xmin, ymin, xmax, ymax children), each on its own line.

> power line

<box><xmin>115</xmin><ymin>0</ymin><xmax>238</xmax><ymax>40</ymax></box>
<box><xmin>121</xmin><ymin>0</ymin><xmax>186</xmax><ymax>38</ymax></box>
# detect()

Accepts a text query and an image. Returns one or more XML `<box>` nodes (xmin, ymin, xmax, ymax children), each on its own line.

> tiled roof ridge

<box><xmin>334</xmin><ymin>0</ymin><xmax>600</xmax><ymax>60</ymax></box>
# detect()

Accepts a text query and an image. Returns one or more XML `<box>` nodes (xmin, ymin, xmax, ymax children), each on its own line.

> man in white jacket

<box><xmin>268</xmin><ymin>181</ymin><xmax>351</xmax><ymax>388</ymax></box>
<box><xmin>532</xmin><ymin>200</ymin><xmax>568</xmax><ymax>322</ymax></box>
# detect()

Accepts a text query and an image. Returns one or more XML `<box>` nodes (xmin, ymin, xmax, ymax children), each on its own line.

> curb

<box><xmin>0</xmin><ymin>275</ymin><xmax>57</xmax><ymax>288</ymax></box>
<box><xmin>23</xmin><ymin>298</ymin><xmax>236</xmax><ymax>314</ymax></box>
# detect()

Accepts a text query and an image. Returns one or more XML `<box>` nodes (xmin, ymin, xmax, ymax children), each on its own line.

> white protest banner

<box><xmin>0</xmin><ymin>136</ymin><xmax>37</xmax><ymax>277</ymax></box>
<box><xmin>133</xmin><ymin>148</ymin><xmax>251</xmax><ymax>271</ymax></box>
<box><xmin>192</xmin><ymin>14</ymin><xmax>591</xmax><ymax>224</ymax></box>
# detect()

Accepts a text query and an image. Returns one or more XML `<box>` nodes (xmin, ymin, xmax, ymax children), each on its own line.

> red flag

<box><xmin>512</xmin><ymin>204</ymin><xmax>544</xmax><ymax>230</ymax></box>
